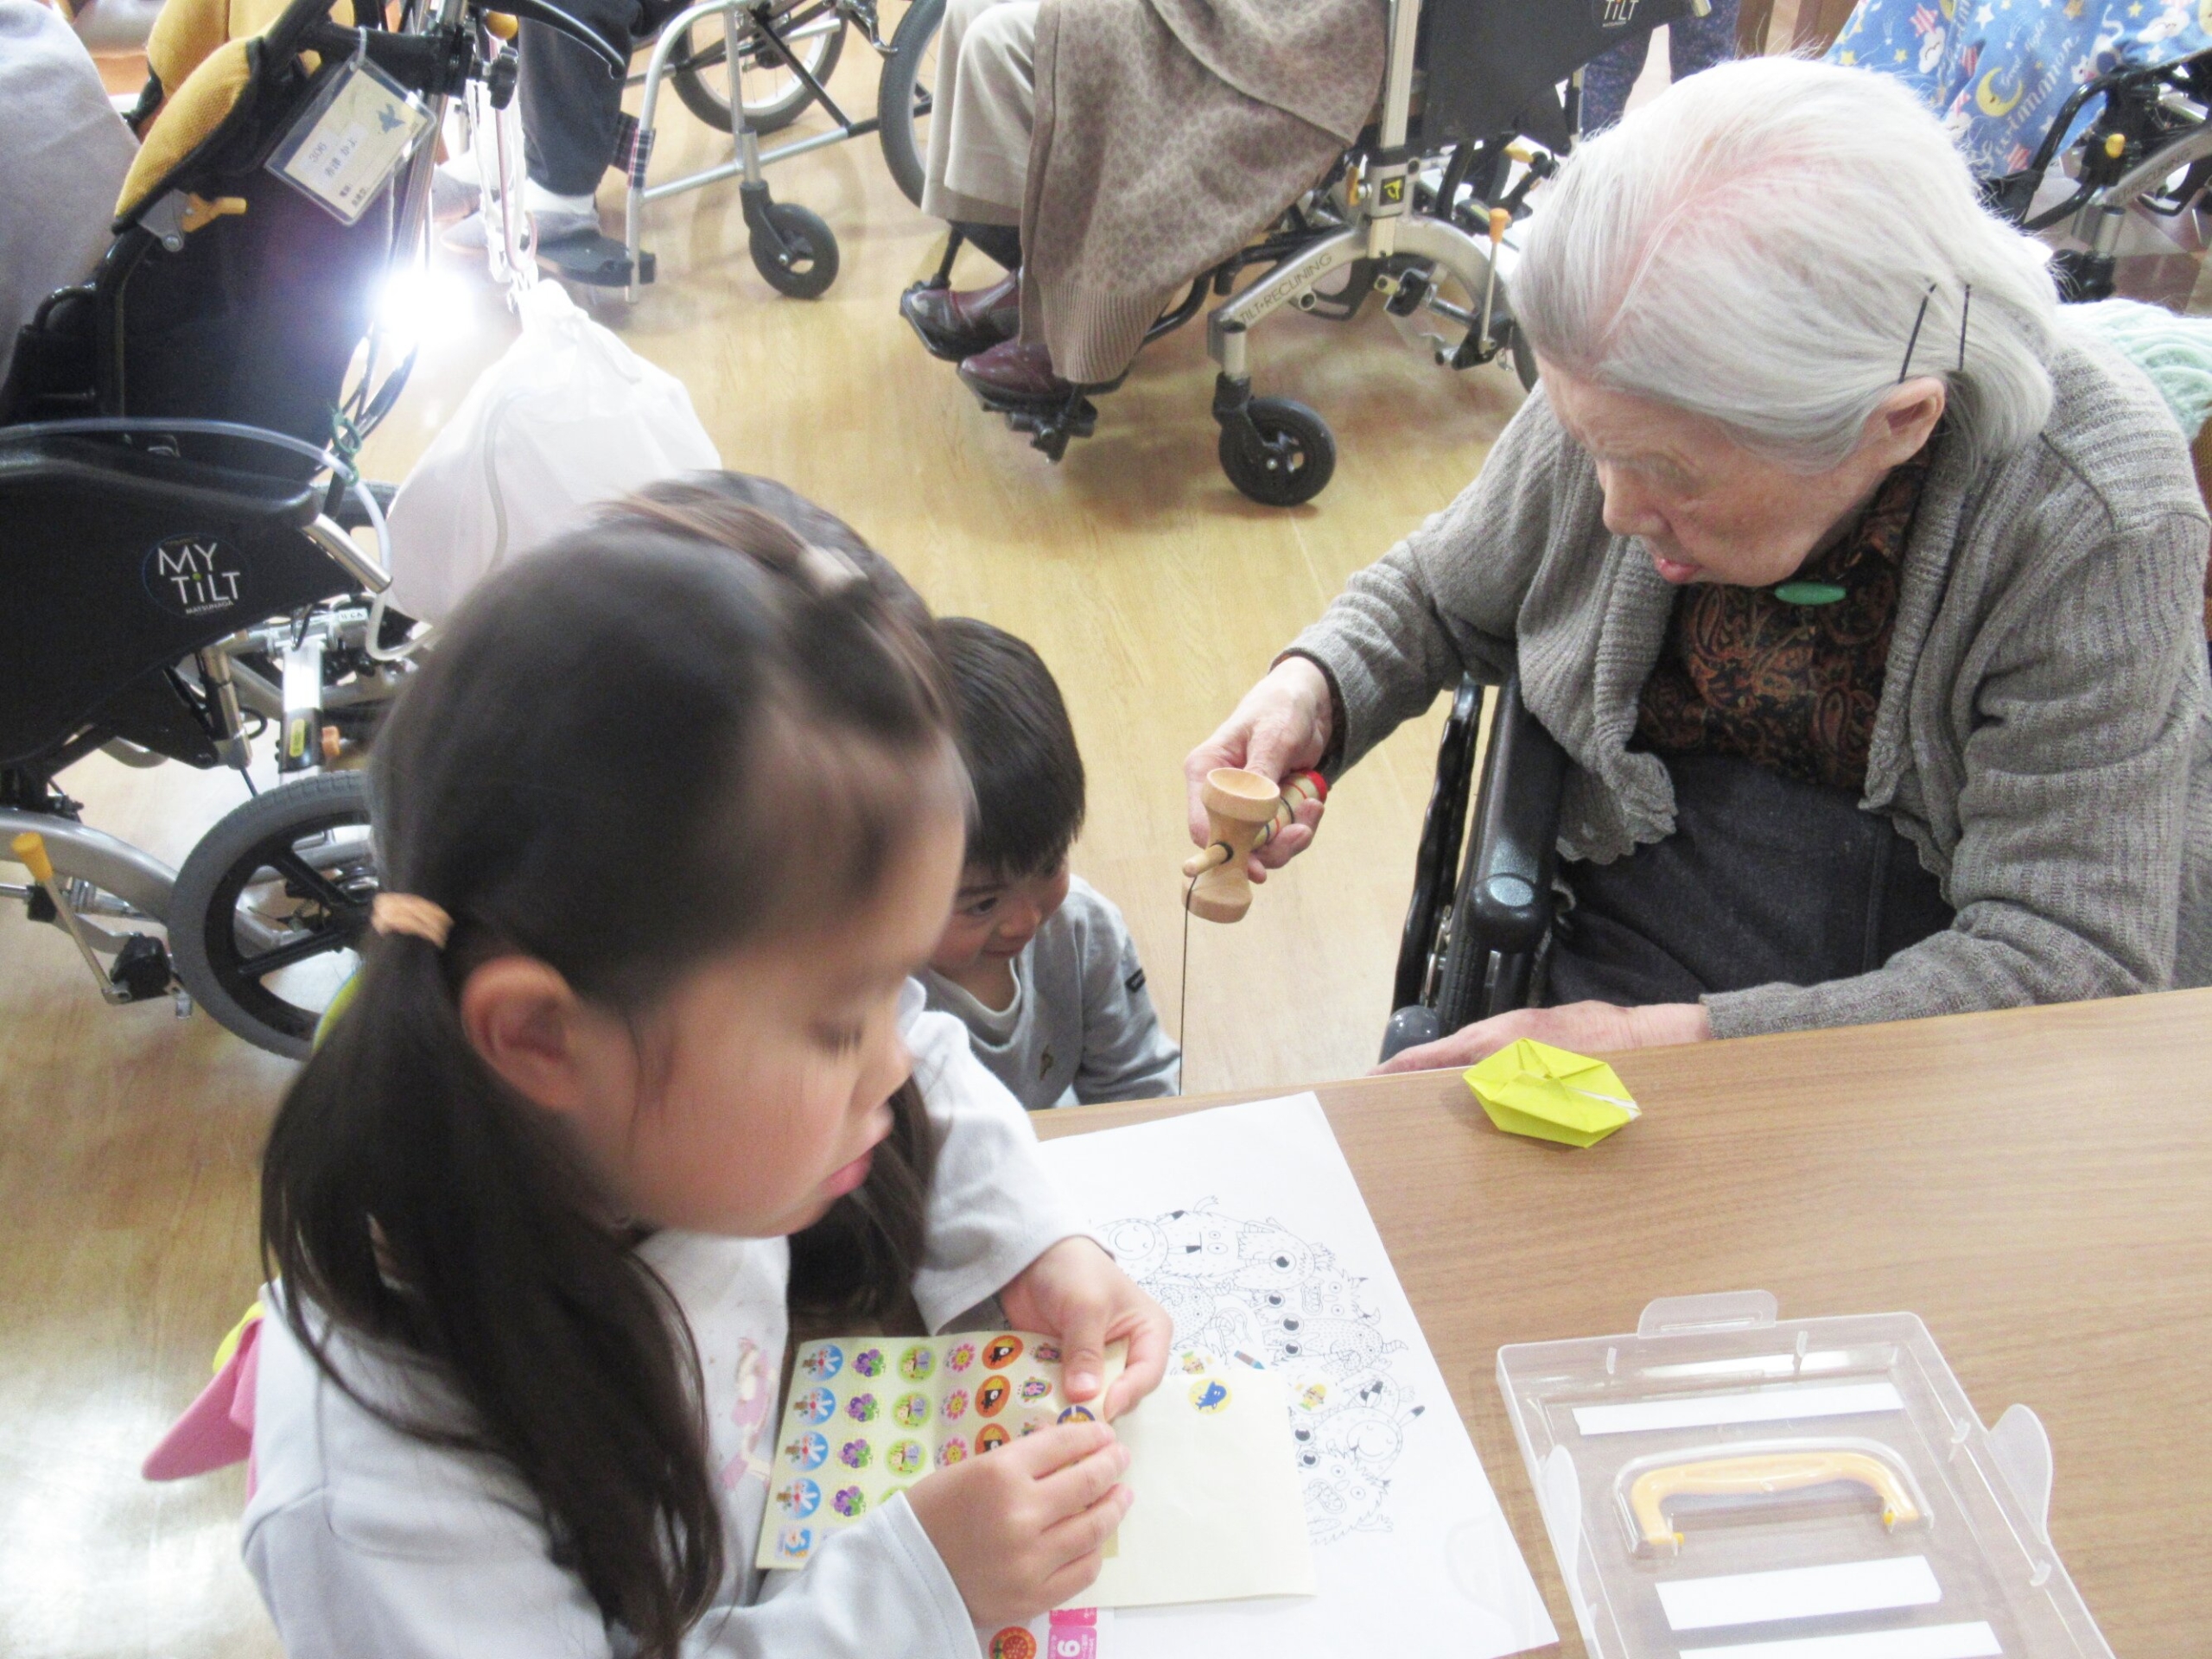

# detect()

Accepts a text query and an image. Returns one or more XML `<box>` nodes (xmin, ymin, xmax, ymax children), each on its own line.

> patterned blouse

<box><xmin>1634</xmin><ymin>446</ymin><xmax>1933</xmax><ymax>793</ymax></box>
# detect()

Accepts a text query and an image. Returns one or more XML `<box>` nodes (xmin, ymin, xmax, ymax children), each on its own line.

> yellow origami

<box><xmin>1464</xmin><ymin>1038</ymin><xmax>1641</xmax><ymax>1147</ymax></box>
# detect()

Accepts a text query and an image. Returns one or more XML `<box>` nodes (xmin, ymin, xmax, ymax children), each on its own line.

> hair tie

<box><xmin>371</xmin><ymin>893</ymin><xmax>454</xmax><ymax>950</ymax></box>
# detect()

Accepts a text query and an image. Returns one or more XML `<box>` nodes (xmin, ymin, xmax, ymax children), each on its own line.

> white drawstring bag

<box><xmin>385</xmin><ymin>282</ymin><xmax>721</xmax><ymax>624</ymax></box>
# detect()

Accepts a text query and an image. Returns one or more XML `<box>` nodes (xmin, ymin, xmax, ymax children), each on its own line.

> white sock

<box><xmin>524</xmin><ymin>181</ymin><xmax>599</xmax><ymax>221</ymax></box>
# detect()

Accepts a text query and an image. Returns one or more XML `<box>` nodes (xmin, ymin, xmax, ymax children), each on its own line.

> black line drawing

<box><xmin>1102</xmin><ymin>1198</ymin><xmax>1425</xmax><ymax>1544</ymax></box>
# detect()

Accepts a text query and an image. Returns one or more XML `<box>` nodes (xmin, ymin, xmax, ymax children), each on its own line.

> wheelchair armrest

<box><xmin>1378</xmin><ymin>1005</ymin><xmax>1442</xmax><ymax>1065</ymax></box>
<box><xmin>1459</xmin><ymin>671</ymin><xmax>1567</xmax><ymax>957</ymax></box>
<box><xmin>0</xmin><ymin>435</ymin><xmax>319</xmax><ymax>528</ymax></box>
<box><xmin>1390</xmin><ymin>675</ymin><xmax>1485</xmax><ymax>1012</ymax></box>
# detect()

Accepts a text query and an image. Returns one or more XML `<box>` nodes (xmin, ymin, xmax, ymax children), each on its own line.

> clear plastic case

<box><xmin>1496</xmin><ymin>1293</ymin><xmax>2113</xmax><ymax>1659</ymax></box>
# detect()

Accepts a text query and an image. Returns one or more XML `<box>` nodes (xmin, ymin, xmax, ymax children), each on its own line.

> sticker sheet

<box><xmin>757</xmin><ymin>1332</ymin><xmax>1106</xmax><ymax>1569</ymax></box>
<box><xmin>1034</xmin><ymin>1094</ymin><xmax>1558</xmax><ymax>1659</ymax></box>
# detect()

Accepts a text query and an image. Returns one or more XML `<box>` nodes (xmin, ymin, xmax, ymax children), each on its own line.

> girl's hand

<box><xmin>1183</xmin><ymin>658</ymin><xmax>1332</xmax><ymax>881</ymax></box>
<box><xmin>905</xmin><ymin>1422</ymin><xmax>1133</xmax><ymax>1624</ymax></box>
<box><xmin>1000</xmin><ymin>1236</ymin><xmax>1171</xmax><ymax>1419</ymax></box>
<box><xmin>1371</xmin><ymin>1000</ymin><xmax>1709</xmax><ymax>1075</ymax></box>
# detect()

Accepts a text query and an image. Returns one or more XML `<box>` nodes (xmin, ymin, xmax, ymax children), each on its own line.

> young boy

<box><xmin>924</xmin><ymin>617</ymin><xmax>1180</xmax><ymax>1109</ymax></box>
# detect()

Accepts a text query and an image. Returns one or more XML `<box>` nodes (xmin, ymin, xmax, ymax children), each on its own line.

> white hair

<box><xmin>1513</xmin><ymin>56</ymin><xmax>2060</xmax><ymax>471</ymax></box>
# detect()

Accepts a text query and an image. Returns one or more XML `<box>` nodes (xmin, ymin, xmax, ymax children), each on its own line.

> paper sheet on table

<box><xmin>1035</xmin><ymin>1095</ymin><xmax>1555</xmax><ymax>1659</ymax></box>
<box><xmin>1089</xmin><ymin>1357</ymin><xmax>1315</xmax><ymax>1607</ymax></box>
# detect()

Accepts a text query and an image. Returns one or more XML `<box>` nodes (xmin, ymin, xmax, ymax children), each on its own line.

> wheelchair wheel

<box><xmin>1218</xmin><ymin>397</ymin><xmax>1336</xmax><ymax>507</ymax></box>
<box><xmin>168</xmin><ymin>773</ymin><xmax>378</xmax><ymax>1061</ymax></box>
<box><xmin>750</xmin><ymin>200</ymin><xmax>840</xmax><ymax>296</ymax></box>
<box><xmin>877</xmin><ymin>0</ymin><xmax>944</xmax><ymax>207</ymax></box>
<box><xmin>669</xmin><ymin>2</ymin><xmax>848</xmax><ymax>137</ymax></box>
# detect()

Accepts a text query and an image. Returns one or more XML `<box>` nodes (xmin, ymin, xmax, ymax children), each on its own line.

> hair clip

<box><xmin>371</xmin><ymin>893</ymin><xmax>454</xmax><ymax>950</ymax></box>
<box><xmin>1956</xmin><ymin>282</ymin><xmax>1971</xmax><ymax>373</ymax></box>
<box><xmin>1897</xmin><ymin>281</ymin><xmax>1939</xmax><ymax>383</ymax></box>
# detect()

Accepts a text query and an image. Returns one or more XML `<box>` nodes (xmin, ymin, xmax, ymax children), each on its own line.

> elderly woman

<box><xmin>1185</xmin><ymin>57</ymin><xmax>2212</xmax><ymax>1072</ymax></box>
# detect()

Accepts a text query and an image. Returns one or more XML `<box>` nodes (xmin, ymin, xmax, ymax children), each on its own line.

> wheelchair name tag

<box><xmin>268</xmin><ymin>53</ymin><xmax>433</xmax><ymax>226</ymax></box>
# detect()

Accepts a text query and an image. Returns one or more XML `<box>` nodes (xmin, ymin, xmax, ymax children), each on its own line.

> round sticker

<box><xmin>1058</xmin><ymin>1405</ymin><xmax>1096</xmax><ymax>1424</ymax></box>
<box><xmin>893</xmin><ymin>1391</ymin><xmax>931</xmax><ymax>1428</ymax></box>
<box><xmin>833</xmin><ymin>1485</ymin><xmax>868</xmax><ymax>1518</ymax></box>
<box><xmin>785</xmin><ymin>1431</ymin><xmax>829</xmax><ymax>1470</ymax></box>
<box><xmin>839</xmin><ymin>1439</ymin><xmax>873</xmax><ymax>1470</ymax></box>
<box><xmin>1019</xmin><ymin>1413</ymin><xmax>1053</xmax><ymax>1437</ymax></box>
<box><xmin>793</xmin><ymin>1389</ymin><xmax>836</xmax><ymax>1426</ymax></box>
<box><xmin>982</xmin><ymin>1334</ymin><xmax>1024</xmax><ymax>1370</ymax></box>
<box><xmin>1178</xmin><ymin>1351</ymin><xmax>1208</xmax><ymax>1376</ymax></box>
<box><xmin>1033</xmin><ymin>1342</ymin><xmax>1062</xmax><ymax>1364</ymax></box>
<box><xmin>976</xmin><ymin>1422</ymin><xmax>1012</xmax><ymax>1454</ymax></box>
<box><xmin>989</xmin><ymin>1630</ymin><xmax>1038</xmax><ymax>1659</ymax></box>
<box><xmin>845</xmin><ymin>1392</ymin><xmax>879</xmax><ymax>1423</ymax></box>
<box><xmin>899</xmin><ymin>1344</ymin><xmax>936</xmax><ymax>1382</ymax></box>
<box><xmin>943</xmin><ymin>1388</ymin><xmax>970</xmax><ymax>1421</ymax></box>
<box><xmin>853</xmin><ymin>1347</ymin><xmax>885</xmax><ymax>1379</ymax></box>
<box><xmin>1019</xmin><ymin>1376</ymin><xmax>1052</xmax><ymax>1402</ymax></box>
<box><xmin>775</xmin><ymin>1524</ymin><xmax>813</xmax><ymax>1560</ymax></box>
<box><xmin>936</xmin><ymin>1436</ymin><xmax>969</xmax><ymax>1467</ymax></box>
<box><xmin>800</xmin><ymin>1344</ymin><xmax>843</xmax><ymax>1381</ymax></box>
<box><xmin>1190</xmin><ymin>1379</ymin><xmax>1231</xmax><ymax>1414</ymax></box>
<box><xmin>946</xmin><ymin>1342</ymin><xmax>976</xmax><ymax>1373</ymax></box>
<box><xmin>1299</xmin><ymin>1382</ymin><xmax>1328</xmax><ymax>1412</ymax></box>
<box><xmin>887</xmin><ymin>1439</ymin><xmax>926</xmax><ymax>1476</ymax></box>
<box><xmin>777</xmin><ymin>1478</ymin><xmax>821</xmax><ymax>1518</ymax></box>
<box><xmin>976</xmin><ymin>1376</ymin><xmax>1011</xmax><ymax>1417</ymax></box>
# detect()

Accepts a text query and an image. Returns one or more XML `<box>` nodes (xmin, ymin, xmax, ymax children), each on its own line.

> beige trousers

<box><xmin>919</xmin><ymin>0</ymin><xmax>1041</xmax><ymax>226</ymax></box>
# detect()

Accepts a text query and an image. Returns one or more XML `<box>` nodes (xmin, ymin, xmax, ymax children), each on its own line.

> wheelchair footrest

<box><xmin>538</xmin><ymin>231</ymin><xmax>652</xmax><ymax>288</ymax></box>
<box><xmin>989</xmin><ymin>395</ymin><xmax>1098</xmax><ymax>462</ymax></box>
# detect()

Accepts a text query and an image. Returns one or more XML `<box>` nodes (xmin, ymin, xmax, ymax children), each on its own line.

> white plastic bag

<box><xmin>385</xmin><ymin>282</ymin><xmax>720</xmax><ymax>623</ymax></box>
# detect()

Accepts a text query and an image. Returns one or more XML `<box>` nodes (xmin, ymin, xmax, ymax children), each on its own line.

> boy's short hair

<box><xmin>937</xmin><ymin>617</ymin><xmax>1085</xmax><ymax>879</ymax></box>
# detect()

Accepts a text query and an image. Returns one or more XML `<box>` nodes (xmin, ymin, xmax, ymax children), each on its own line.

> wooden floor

<box><xmin>0</xmin><ymin>44</ymin><xmax>1522</xmax><ymax>1658</ymax></box>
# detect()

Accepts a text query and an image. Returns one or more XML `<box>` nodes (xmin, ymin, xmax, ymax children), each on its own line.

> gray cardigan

<box><xmin>1292</xmin><ymin>335</ymin><xmax>2212</xmax><ymax>1039</ymax></box>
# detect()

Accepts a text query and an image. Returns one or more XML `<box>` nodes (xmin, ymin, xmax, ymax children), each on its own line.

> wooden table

<box><xmin>1032</xmin><ymin>988</ymin><xmax>2212</xmax><ymax>1656</ymax></box>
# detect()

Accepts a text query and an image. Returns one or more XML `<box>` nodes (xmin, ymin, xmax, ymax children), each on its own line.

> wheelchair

<box><xmin>607</xmin><ymin>0</ymin><xmax>945</xmax><ymax>298</ymax></box>
<box><xmin>0</xmin><ymin>0</ymin><xmax>615</xmax><ymax>1059</ymax></box>
<box><xmin>921</xmin><ymin>0</ymin><xmax>1690</xmax><ymax>506</ymax></box>
<box><xmin>1980</xmin><ymin>44</ymin><xmax>2212</xmax><ymax>303</ymax></box>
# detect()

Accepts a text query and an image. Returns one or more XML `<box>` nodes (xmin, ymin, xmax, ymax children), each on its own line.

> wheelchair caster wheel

<box><xmin>1218</xmin><ymin>395</ymin><xmax>1335</xmax><ymax>506</ymax></box>
<box><xmin>168</xmin><ymin>773</ymin><xmax>378</xmax><ymax>1060</ymax></box>
<box><xmin>749</xmin><ymin>201</ymin><xmax>839</xmax><ymax>299</ymax></box>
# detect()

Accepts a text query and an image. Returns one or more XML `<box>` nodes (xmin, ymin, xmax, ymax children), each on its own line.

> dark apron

<box><xmin>1543</xmin><ymin>752</ymin><xmax>1955</xmax><ymax>1007</ymax></box>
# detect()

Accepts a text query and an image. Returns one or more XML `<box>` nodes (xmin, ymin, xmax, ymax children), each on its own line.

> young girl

<box><xmin>246</xmin><ymin>493</ymin><xmax>1170</xmax><ymax>1656</ymax></box>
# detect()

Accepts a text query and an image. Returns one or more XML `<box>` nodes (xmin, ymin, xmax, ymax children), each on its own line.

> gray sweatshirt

<box><xmin>1290</xmin><ymin>334</ymin><xmax>2212</xmax><ymax>1039</ymax></box>
<box><xmin>922</xmin><ymin>876</ymin><xmax>1180</xmax><ymax>1109</ymax></box>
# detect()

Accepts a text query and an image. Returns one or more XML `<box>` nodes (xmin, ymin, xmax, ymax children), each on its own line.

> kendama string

<box><xmin>1177</xmin><ymin>868</ymin><xmax>1198</xmax><ymax>1096</ymax></box>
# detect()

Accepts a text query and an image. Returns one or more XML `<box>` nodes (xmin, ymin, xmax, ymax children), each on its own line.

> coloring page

<box><xmin>1035</xmin><ymin>1094</ymin><xmax>1556</xmax><ymax>1659</ymax></box>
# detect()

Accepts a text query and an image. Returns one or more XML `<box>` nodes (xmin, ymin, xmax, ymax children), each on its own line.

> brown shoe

<box><xmin>900</xmin><ymin>274</ymin><xmax>1021</xmax><ymax>362</ymax></box>
<box><xmin>957</xmin><ymin>338</ymin><xmax>1073</xmax><ymax>406</ymax></box>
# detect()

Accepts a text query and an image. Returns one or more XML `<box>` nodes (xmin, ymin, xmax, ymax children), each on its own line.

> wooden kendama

<box><xmin>1181</xmin><ymin>769</ymin><xmax>1327</xmax><ymax>923</ymax></box>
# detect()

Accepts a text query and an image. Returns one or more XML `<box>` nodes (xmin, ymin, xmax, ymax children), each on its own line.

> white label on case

<box><xmin>1658</xmin><ymin>1555</ymin><xmax>1942</xmax><ymax>1632</ymax></box>
<box><xmin>1573</xmin><ymin>1381</ymin><xmax>1904</xmax><ymax>1436</ymax></box>
<box><xmin>1680</xmin><ymin>1621</ymin><xmax>2000</xmax><ymax>1659</ymax></box>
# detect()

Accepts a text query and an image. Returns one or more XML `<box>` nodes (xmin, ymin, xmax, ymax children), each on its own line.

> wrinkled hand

<box><xmin>999</xmin><ymin>1236</ymin><xmax>1170</xmax><ymax>1419</ymax></box>
<box><xmin>1183</xmin><ymin>657</ymin><xmax>1332</xmax><ymax>882</ymax></box>
<box><xmin>1372</xmin><ymin>1000</ymin><xmax>1710</xmax><ymax>1076</ymax></box>
<box><xmin>905</xmin><ymin>1421</ymin><xmax>1132</xmax><ymax>1624</ymax></box>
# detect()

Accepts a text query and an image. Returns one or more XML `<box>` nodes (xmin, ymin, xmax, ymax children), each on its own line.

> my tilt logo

<box><xmin>145</xmin><ymin>536</ymin><xmax>245</xmax><ymax>616</ymax></box>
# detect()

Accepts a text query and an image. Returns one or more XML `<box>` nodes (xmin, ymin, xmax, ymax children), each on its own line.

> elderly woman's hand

<box><xmin>1370</xmin><ymin>1000</ymin><xmax>1709</xmax><ymax>1075</ymax></box>
<box><xmin>1184</xmin><ymin>658</ymin><xmax>1332</xmax><ymax>880</ymax></box>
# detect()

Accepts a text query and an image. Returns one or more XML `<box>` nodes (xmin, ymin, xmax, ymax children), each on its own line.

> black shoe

<box><xmin>901</xmin><ymin>273</ymin><xmax>1021</xmax><ymax>361</ymax></box>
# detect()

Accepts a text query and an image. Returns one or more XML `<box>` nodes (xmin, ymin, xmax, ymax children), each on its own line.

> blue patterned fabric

<box><xmin>1827</xmin><ymin>0</ymin><xmax>2212</xmax><ymax>178</ymax></box>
